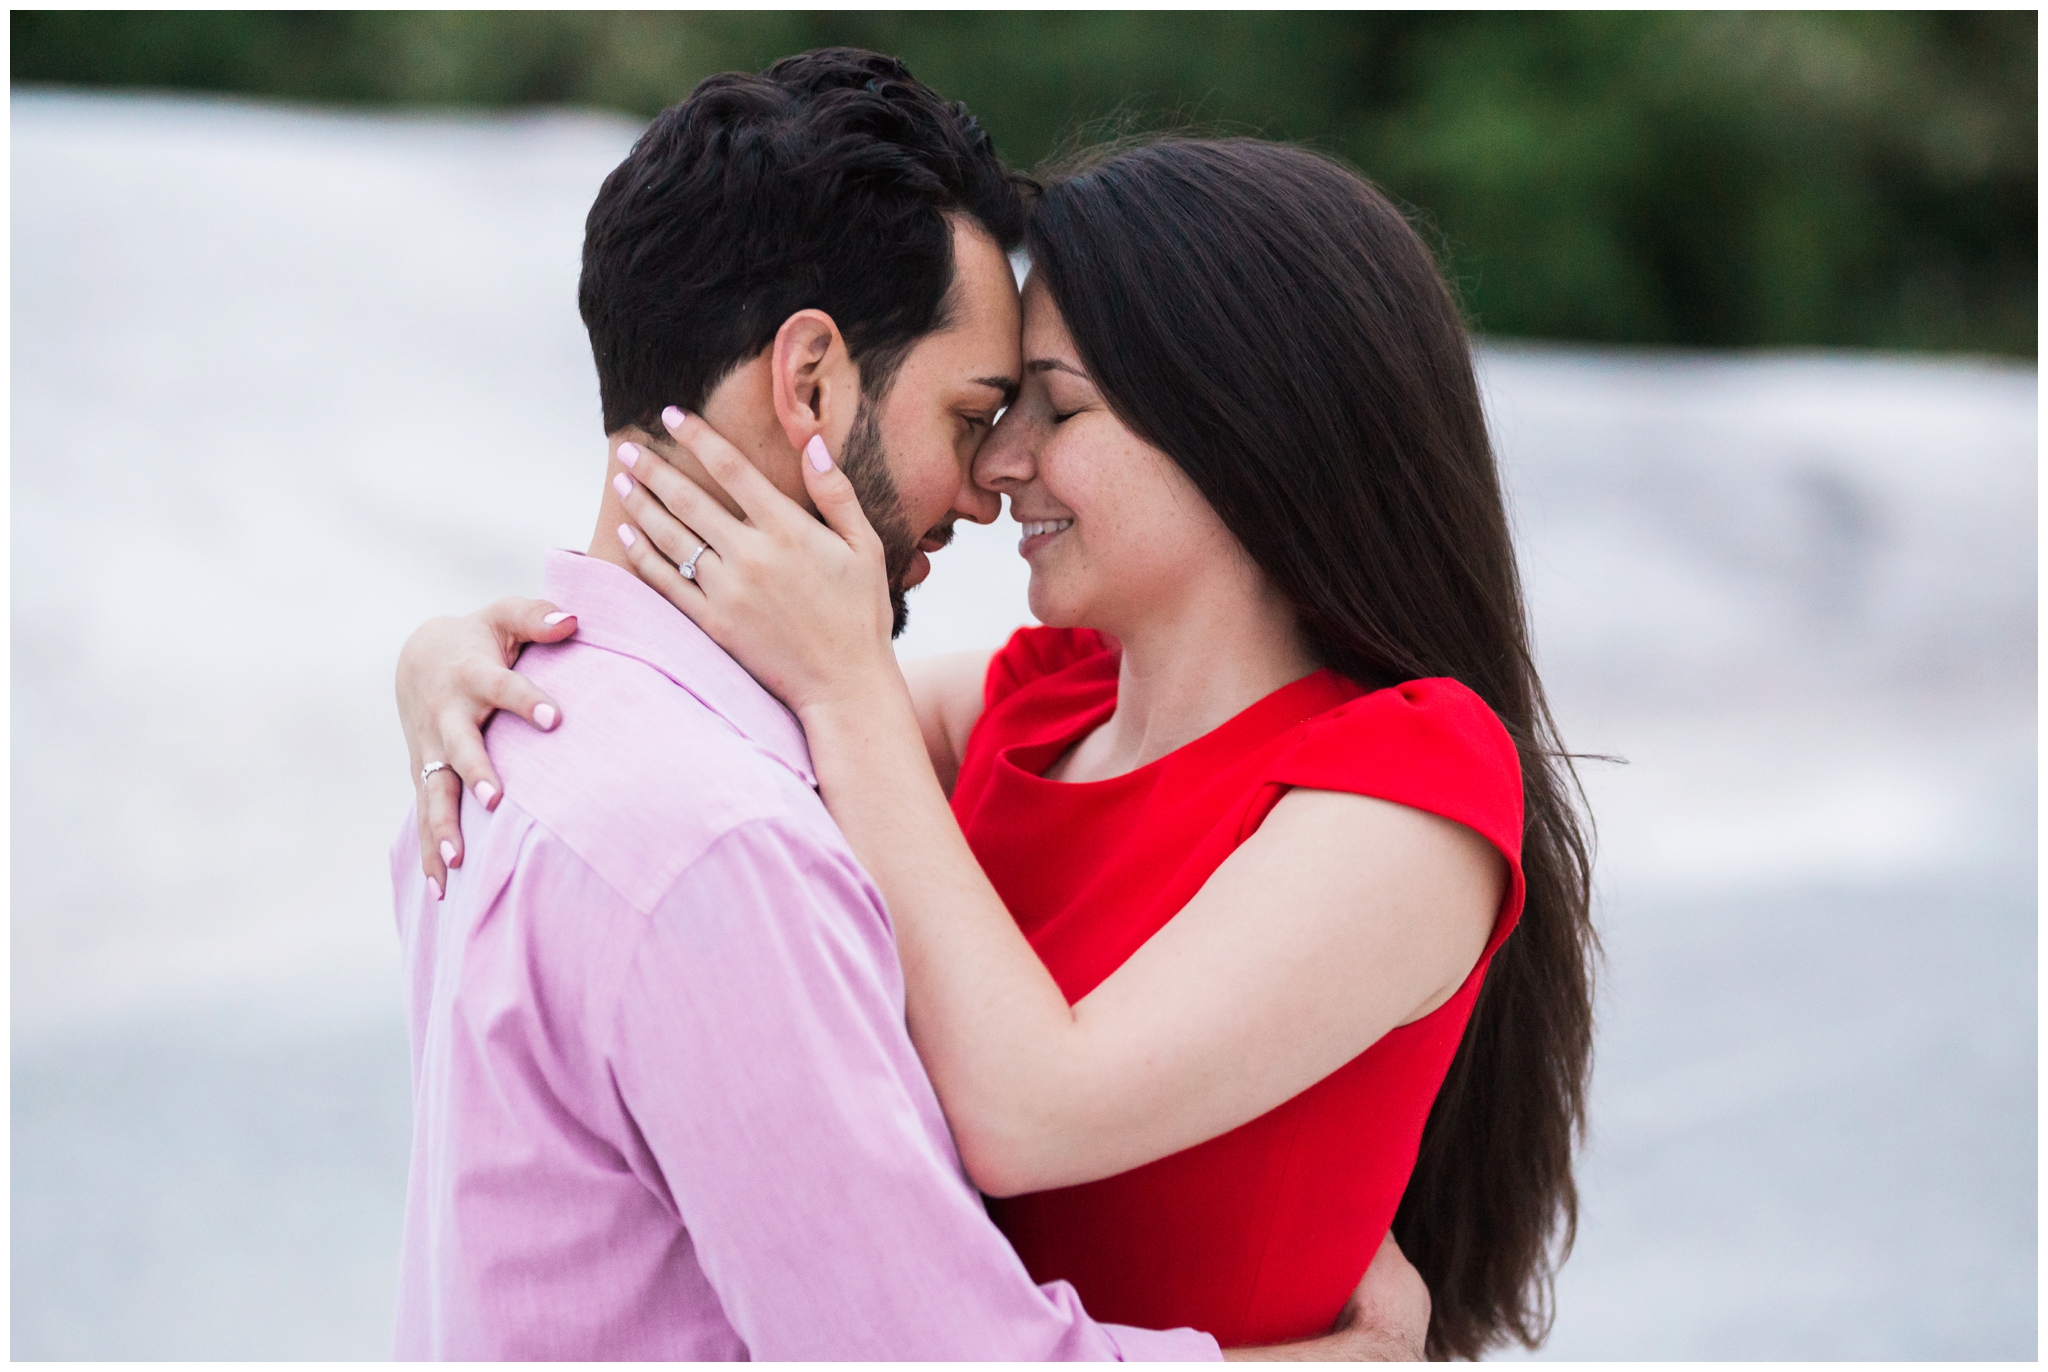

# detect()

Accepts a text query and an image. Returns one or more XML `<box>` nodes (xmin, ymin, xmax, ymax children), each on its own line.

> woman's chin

<box><xmin>1025</xmin><ymin>580</ymin><xmax>1086</xmax><ymax>630</ymax></box>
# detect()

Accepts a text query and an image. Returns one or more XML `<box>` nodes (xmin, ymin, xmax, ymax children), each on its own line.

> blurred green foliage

<box><xmin>13</xmin><ymin>10</ymin><xmax>2035</xmax><ymax>355</ymax></box>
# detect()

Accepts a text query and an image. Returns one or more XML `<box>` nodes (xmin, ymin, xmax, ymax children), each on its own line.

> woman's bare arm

<box><xmin>898</xmin><ymin>651</ymin><xmax>992</xmax><ymax>797</ymax></box>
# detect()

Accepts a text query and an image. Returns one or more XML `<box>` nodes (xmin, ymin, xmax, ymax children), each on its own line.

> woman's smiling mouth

<box><xmin>1017</xmin><ymin>518</ymin><xmax>1074</xmax><ymax>556</ymax></box>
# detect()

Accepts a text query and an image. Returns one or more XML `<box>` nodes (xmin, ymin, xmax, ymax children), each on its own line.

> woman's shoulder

<box><xmin>1258</xmin><ymin>676</ymin><xmax>1524</xmax><ymax>863</ymax></box>
<box><xmin>982</xmin><ymin>624</ymin><xmax>1119</xmax><ymax>711</ymax></box>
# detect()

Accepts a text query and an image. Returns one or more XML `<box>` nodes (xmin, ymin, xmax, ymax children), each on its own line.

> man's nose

<box><xmin>972</xmin><ymin>415</ymin><xmax>1036</xmax><ymax>494</ymax></box>
<box><xmin>955</xmin><ymin>475</ymin><xmax>1002</xmax><ymax>525</ymax></box>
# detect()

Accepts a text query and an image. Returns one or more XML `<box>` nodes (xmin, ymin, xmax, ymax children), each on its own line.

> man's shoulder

<box><xmin>484</xmin><ymin>639</ymin><xmax>840</xmax><ymax>912</ymax></box>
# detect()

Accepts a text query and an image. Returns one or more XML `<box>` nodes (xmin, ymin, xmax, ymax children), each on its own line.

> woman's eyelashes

<box><xmin>1042</xmin><ymin>385</ymin><xmax>1089</xmax><ymax>426</ymax></box>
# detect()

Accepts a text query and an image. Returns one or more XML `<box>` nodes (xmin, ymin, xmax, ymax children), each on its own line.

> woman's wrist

<box><xmin>796</xmin><ymin>667</ymin><xmax>924</xmax><ymax>767</ymax></box>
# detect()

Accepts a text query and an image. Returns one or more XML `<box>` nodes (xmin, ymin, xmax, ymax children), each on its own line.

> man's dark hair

<box><xmin>579</xmin><ymin>47</ymin><xmax>1030</xmax><ymax>435</ymax></box>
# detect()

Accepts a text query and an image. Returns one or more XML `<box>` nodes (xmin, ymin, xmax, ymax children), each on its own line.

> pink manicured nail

<box><xmin>806</xmin><ymin>435</ymin><xmax>832</xmax><ymax>472</ymax></box>
<box><xmin>613</xmin><ymin>472</ymin><xmax>634</xmax><ymax>499</ymax></box>
<box><xmin>440</xmin><ymin>840</ymin><xmax>458</xmax><ymax>866</ymax></box>
<box><xmin>616</xmin><ymin>442</ymin><xmax>639</xmax><ymax>469</ymax></box>
<box><xmin>533</xmin><ymin>703</ymin><xmax>558</xmax><ymax>731</ymax></box>
<box><xmin>475</xmin><ymin>779</ymin><xmax>498</xmax><ymax>808</ymax></box>
<box><xmin>617</xmin><ymin>524</ymin><xmax>638</xmax><ymax>548</ymax></box>
<box><xmin>663</xmin><ymin>406</ymin><xmax>686</xmax><ymax>430</ymax></box>
<box><xmin>542</xmin><ymin>611</ymin><xmax>573</xmax><ymax>626</ymax></box>
<box><xmin>427</xmin><ymin>875</ymin><xmax>442</xmax><ymax>902</ymax></box>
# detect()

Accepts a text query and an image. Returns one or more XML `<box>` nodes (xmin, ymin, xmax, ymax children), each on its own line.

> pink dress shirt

<box><xmin>389</xmin><ymin>550</ymin><xmax>1220</xmax><ymax>1361</ymax></box>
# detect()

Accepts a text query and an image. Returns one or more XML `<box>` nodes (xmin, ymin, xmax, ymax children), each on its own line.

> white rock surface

<box><xmin>11</xmin><ymin>90</ymin><xmax>2035</xmax><ymax>1359</ymax></box>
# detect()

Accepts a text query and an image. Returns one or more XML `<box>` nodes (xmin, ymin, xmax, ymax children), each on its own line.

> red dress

<box><xmin>952</xmin><ymin>627</ymin><xmax>1527</xmax><ymax>1348</ymax></box>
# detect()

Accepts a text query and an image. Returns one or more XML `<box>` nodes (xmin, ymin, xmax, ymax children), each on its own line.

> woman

<box><xmin>401</xmin><ymin>138</ymin><xmax>1595</xmax><ymax>1357</ymax></box>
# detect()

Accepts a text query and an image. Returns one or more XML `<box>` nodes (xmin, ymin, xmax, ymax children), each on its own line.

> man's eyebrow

<box><xmin>1027</xmin><ymin>358</ymin><xmax>1092</xmax><ymax>382</ymax></box>
<box><xmin>971</xmin><ymin>375</ymin><xmax>1020</xmax><ymax>406</ymax></box>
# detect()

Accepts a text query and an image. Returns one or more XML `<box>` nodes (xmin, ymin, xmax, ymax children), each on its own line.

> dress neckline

<box><xmin>997</xmin><ymin>663</ymin><xmax>1357</xmax><ymax>789</ymax></box>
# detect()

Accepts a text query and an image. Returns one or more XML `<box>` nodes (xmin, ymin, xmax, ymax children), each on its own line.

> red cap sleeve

<box><xmin>1245</xmin><ymin>677</ymin><xmax>1527</xmax><ymax>953</ymax></box>
<box><xmin>983</xmin><ymin>625</ymin><xmax>1116</xmax><ymax>712</ymax></box>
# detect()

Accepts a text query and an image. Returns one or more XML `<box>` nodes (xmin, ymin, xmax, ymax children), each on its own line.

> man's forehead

<box><xmin>882</xmin><ymin>215</ymin><xmax>1020</xmax><ymax>403</ymax></box>
<box><xmin>889</xmin><ymin>320</ymin><xmax>1018</xmax><ymax>410</ymax></box>
<box><xmin>929</xmin><ymin>276</ymin><xmax>1021</xmax><ymax>385</ymax></box>
<box><xmin>948</xmin><ymin>255</ymin><xmax>1020</xmax><ymax>329</ymax></box>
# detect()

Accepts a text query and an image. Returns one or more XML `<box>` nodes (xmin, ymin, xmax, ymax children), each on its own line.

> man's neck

<box><xmin>586</xmin><ymin>360</ymin><xmax>810</xmax><ymax>569</ymax></box>
<box><xmin>584</xmin><ymin>426</ymin><xmax>728</xmax><ymax>572</ymax></box>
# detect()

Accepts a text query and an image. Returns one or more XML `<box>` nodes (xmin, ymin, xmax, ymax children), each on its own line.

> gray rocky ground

<box><xmin>12</xmin><ymin>90</ymin><xmax>2036</xmax><ymax>1358</ymax></box>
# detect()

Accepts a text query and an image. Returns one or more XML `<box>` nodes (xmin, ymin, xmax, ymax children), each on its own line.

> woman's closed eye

<box><xmin>1039</xmin><ymin>394</ymin><xmax>1082</xmax><ymax>426</ymax></box>
<box><xmin>1042</xmin><ymin>385</ymin><xmax>1092</xmax><ymax>426</ymax></box>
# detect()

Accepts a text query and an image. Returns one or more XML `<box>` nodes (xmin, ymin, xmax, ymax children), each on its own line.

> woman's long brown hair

<box><xmin>1027</xmin><ymin>138</ymin><xmax>1598</xmax><ymax>1359</ymax></box>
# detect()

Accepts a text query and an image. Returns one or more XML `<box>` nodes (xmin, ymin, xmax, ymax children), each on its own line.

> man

<box><xmin>395</xmin><ymin>48</ymin><xmax>1426</xmax><ymax>1359</ymax></box>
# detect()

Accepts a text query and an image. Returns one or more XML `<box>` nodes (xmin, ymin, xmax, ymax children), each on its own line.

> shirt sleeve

<box><xmin>605</xmin><ymin>817</ymin><xmax>1220</xmax><ymax>1362</ymax></box>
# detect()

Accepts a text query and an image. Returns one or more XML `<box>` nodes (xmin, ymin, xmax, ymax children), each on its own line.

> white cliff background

<box><xmin>11</xmin><ymin>90</ymin><xmax>2036</xmax><ymax>1359</ymax></box>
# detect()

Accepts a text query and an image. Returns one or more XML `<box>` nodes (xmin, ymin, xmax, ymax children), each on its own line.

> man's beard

<box><xmin>837</xmin><ymin>397</ymin><xmax>944</xmax><ymax>640</ymax></box>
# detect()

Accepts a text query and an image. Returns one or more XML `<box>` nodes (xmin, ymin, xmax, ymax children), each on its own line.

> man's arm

<box><xmin>607</xmin><ymin>816</ymin><xmax>1218</xmax><ymax>1361</ymax></box>
<box><xmin>1228</xmin><ymin>1233</ymin><xmax>1430</xmax><ymax>1361</ymax></box>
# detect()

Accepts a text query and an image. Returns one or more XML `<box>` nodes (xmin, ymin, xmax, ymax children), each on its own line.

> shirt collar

<box><xmin>539</xmin><ymin>549</ymin><xmax>817</xmax><ymax>789</ymax></box>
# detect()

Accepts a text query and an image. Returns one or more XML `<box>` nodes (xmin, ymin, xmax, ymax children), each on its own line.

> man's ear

<box><xmin>770</xmin><ymin>309</ymin><xmax>859</xmax><ymax>453</ymax></box>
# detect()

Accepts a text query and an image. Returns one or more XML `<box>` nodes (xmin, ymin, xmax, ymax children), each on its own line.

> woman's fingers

<box><xmin>613</xmin><ymin>454</ymin><xmax>725</xmax><ymax>572</ymax></box>
<box><xmin>464</xmin><ymin>655</ymin><xmax>565</xmax><ymax>742</ymax></box>
<box><xmin>397</xmin><ymin>599</ymin><xmax>575</xmax><ymax>895</ymax></box>
<box><xmin>480</xmin><ymin>595</ymin><xmax>577</xmax><ymax>661</ymax></box>
<box><xmin>423</xmin><ymin>657</ymin><xmax>563</xmax><ymax>881</ymax></box>
<box><xmin>422</xmin><ymin>691</ymin><xmax>505</xmax><ymax>873</ymax></box>
<box><xmin>415</xmin><ymin>766</ymin><xmax>446</xmax><ymax>896</ymax></box>
<box><xmin>798</xmin><ymin>434</ymin><xmax>884</xmax><ymax>556</ymax></box>
<box><xmin>660</xmin><ymin>407</ymin><xmax>799</xmax><ymax>529</ymax></box>
<box><xmin>419</xmin><ymin>762</ymin><xmax>463</xmax><ymax>896</ymax></box>
<box><xmin>617</xmin><ymin>519</ymin><xmax>715</xmax><ymax>624</ymax></box>
<box><xmin>517</xmin><ymin>597</ymin><xmax>581</xmax><ymax>648</ymax></box>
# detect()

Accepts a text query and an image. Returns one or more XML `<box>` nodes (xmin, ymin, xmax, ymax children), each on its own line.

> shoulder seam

<box><xmin>599</xmin><ymin>813</ymin><xmax>881</xmax><ymax>1062</ymax></box>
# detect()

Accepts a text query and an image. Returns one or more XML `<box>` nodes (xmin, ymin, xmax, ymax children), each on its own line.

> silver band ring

<box><xmin>420</xmin><ymin>760</ymin><xmax>452</xmax><ymax>786</ymax></box>
<box><xmin>681</xmin><ymin>541</ymin><xmax>710</xmax><ymax>581</ymax></box>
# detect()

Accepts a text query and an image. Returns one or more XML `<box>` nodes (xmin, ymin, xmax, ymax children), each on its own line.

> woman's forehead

<box><xmin>1019</xmin><ymin>278</ymin><xmax>1079</xmax><ymax>359</ymax></box>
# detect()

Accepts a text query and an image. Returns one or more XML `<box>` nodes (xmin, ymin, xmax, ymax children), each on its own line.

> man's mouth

<box><xmin>899</xmin><ymin>524</ymin><xmax>954</xmax><ymax>593</ymax></box>
<box><xmin>898</xmin><ymin>524</ymin><xmax>956</xmax><ymax>591</ymax></box>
